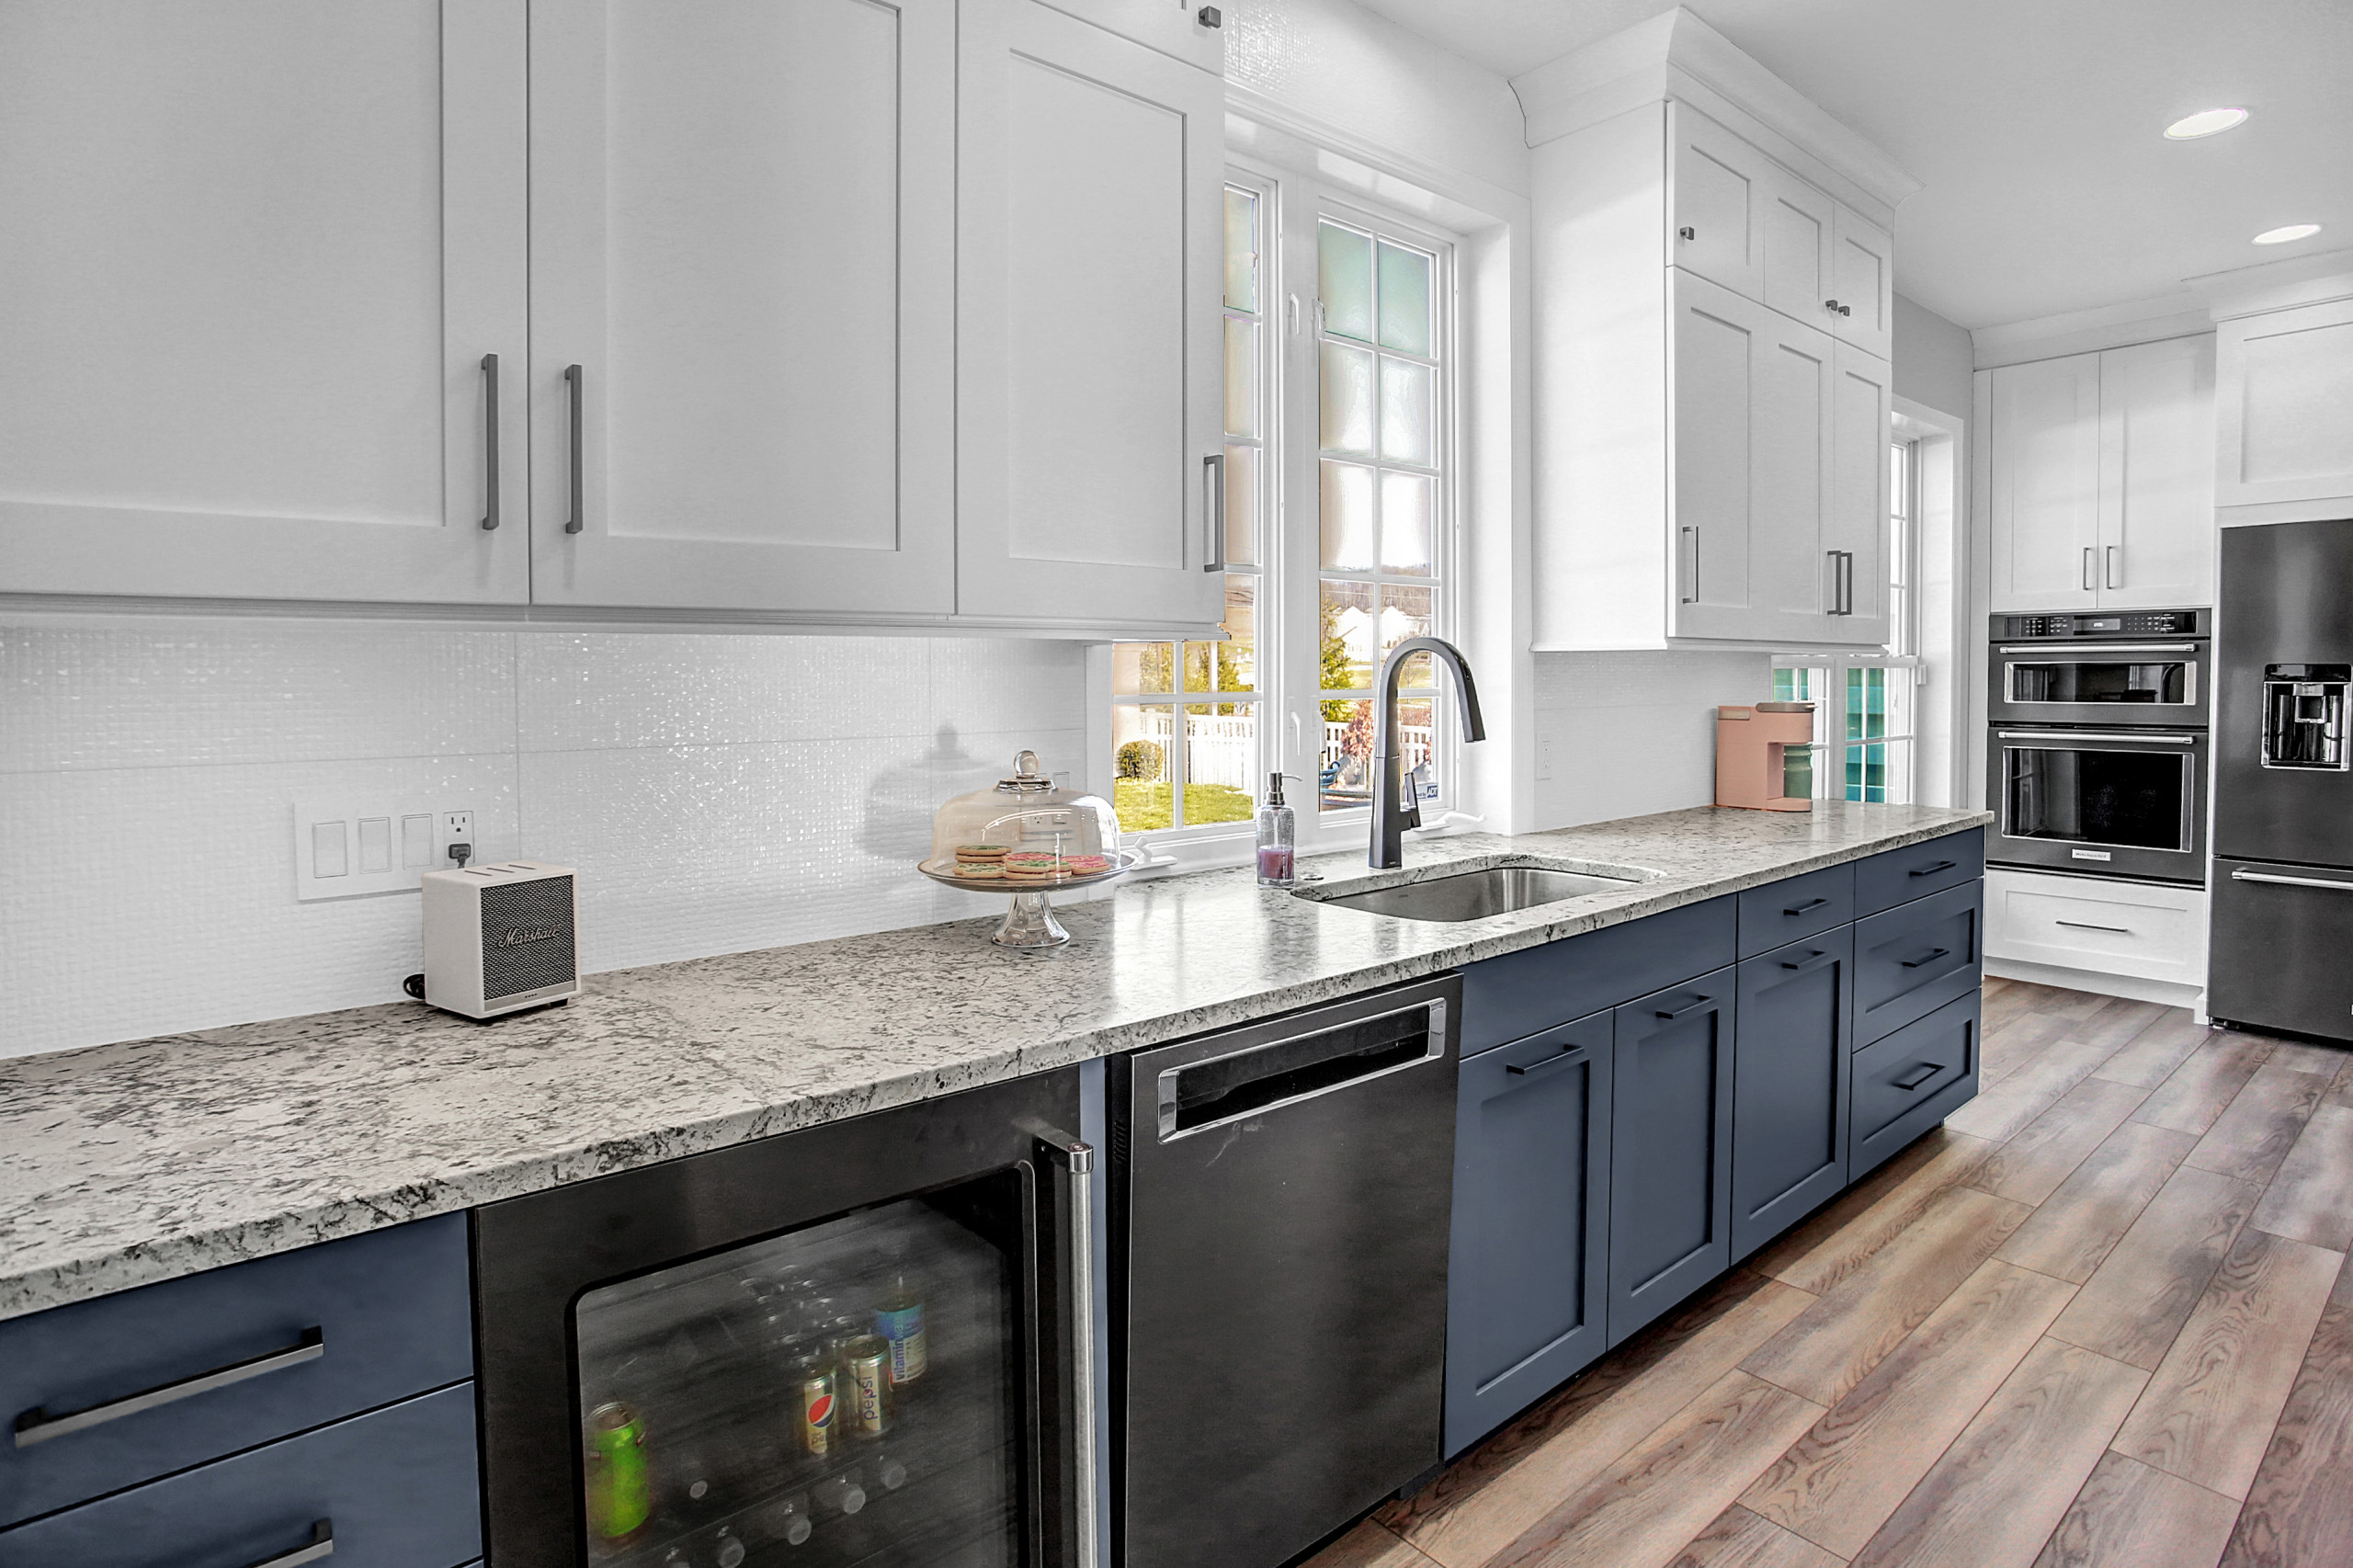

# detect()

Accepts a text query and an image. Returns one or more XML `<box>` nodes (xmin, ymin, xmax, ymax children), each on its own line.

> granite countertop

<box><xmin>0</xmin><ymin>802</ymin><xmax>1989</xmax><ymax>1321</ymax></box>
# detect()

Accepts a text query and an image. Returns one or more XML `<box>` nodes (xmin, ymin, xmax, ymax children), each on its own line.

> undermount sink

<box><xmin>1304</xmin><ymin>862</ymin><xmax>1648</xmax><ymax>923</ymax></box>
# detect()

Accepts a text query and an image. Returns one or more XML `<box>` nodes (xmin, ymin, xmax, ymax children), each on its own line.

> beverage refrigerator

<box><xmin>472</xmin><ymin>1069</ymin><xmax>1099</xmax><ymax>1568</ymax></box>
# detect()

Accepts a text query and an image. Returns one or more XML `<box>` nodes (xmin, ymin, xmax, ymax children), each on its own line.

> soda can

<box><xmin>794</xmin><ymin>1357</ymin><xmax>838</xmax><ymax>1458</ymax></box>
<box><xmin>843</xmin><ymin>1335</ymin><xmax>892</xmax><ymax>1439</ymax></box>
<box><xmin>585</xmin><ymin>1400</ymin><xmax>653</xmax><ymax>1542</ymax></box>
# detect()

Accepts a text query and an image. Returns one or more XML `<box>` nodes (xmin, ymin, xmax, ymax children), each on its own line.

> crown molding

<box><xmin>2185</xmin><ymin>245</ymin><xmax>2353</xmax><ymax>321</ymax></box>
<box><xmin>1510</xmin><ymin>6</ymin><xmax>1919</xmax><ymax>227</ymax></box>
<box><xmin>1971</xmin><ymin>291</ymin><xmax>2213</xmax><ymax>369</ymax></box>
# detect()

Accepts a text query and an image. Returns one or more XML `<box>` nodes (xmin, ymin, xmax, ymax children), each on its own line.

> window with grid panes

<box><xmin>1108</xmin><ymin>183</ymin><xmax>1267</xmax><ymax>833</ymax></box>
<box><xmin>1314</xmin><ymin>215</ymin><xmax>1448</xmax><ymax>815</ymax></box>
<box><xmin>1772</xmin><ymin>435</ymin><xmax>1922</xmax><ymax>802</ymax></box>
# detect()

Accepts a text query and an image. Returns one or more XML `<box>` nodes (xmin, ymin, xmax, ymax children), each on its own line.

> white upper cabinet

<box><xmin>955</xmin><ymin>0</ymin><xmax>1225</xmax><ymax>629</ymax></box>
<box><xmin>1032</xmin><ymin>0</ymin><xmax>1224</xmax><ymax>71</ymax></box>
<box><xmin>1989</xmin><ymin>353</ymin><xmax>2103</xmax><ymax>612</ymax></box>
<box><xmin>1827</xmin><ymin>344</ymin><xmax>1893</xmax><ymax>644</ymax></box>
<box><xmin>2098</xmin><ymin>335</ymin><xmax>2215</xmax><ymax>608</ymax></box>
<box><xmin>1988</xmin><ymin>338</ymin><xmax>2215</xmax><ymax>613</ymax></box>
<box><xmin>1830</xmin><ymin>206</ymin><xmax>1894</xmax><ymax>360</ymax></box>
<box><xmin>2214</xmin><ymin>295</ymin><xmax>2353</xmax><ymax>512</ymax></box>
<box><xmin>1759</xmin><ymin>170</ymin><xmax>1835</xmax><ymax>329</ymax></box>
<box><xmin>1668</xmin><ymin>104</ymin><xmax>1768</xmax><ymax>300</ymax></box>
<box><xmin>0</xmin><ymin>1</ymin><xmax>529</xmax><ymax>604</ymax></box>
<box><xmin>529</xmin><ymin>0</ymin><xmax>956</xmax><ymax>616</ymax></box>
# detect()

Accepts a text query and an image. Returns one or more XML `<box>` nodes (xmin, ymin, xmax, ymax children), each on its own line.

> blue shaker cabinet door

<box><xmin>1730</xmin><ymin>930</ymin><xmax>1853</xmax><ymax>1263</ymax></box>
<box><xmin>1444</xmin><ymin>1010</ymin><xmax>1614</xmax><ymax>1457</ymax></box>
<box><xmin>0</xmin><ymin>1383</ymin><xmax>481</xmax><ymax>1568</ymax></box>
<box><xmin>1607</xmin><ymin>968</ymin><xmax>1735</xmax><ymax>1346</ymax></box>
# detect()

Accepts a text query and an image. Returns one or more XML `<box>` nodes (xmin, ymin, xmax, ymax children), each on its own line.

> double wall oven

<box><xmin>1987</xmin><ymin>609</ymin><xmax>2209</xmax><ymax>885</ymax></box>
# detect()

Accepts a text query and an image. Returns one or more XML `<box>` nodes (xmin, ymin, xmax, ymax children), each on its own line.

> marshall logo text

<box><xmin>499</xmin><ymin>925</ymin><xmax>560</xmax><ymax>948</ymax></box>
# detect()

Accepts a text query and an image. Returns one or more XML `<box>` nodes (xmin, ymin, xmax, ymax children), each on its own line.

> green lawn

<box><xmin>1113</xmin><ymin>780</ymin><xmax>1256</xmax><ymax>831</ymax></box>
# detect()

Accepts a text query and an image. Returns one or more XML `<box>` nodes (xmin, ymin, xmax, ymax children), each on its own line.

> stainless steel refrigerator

<box><xmin>2209</xmin><ymin>518</ymin><xmax>2353</xmax><ymax>1042</ymax></box>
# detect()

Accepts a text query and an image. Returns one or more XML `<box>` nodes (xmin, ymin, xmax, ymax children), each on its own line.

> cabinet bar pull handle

<box><xmin>1506</xmin><ymin>1048</ymin><xmax>1585</xmax><ymax>1077</ymax></box>
<box><xmin>1908</xmin><ymin>860</ymin><xmax>1958</xmax><ymax>877</ymax></box>
<box><xmin>1654</xmin><ymin>994</ymin><xmax>1715</xmax><ymax>1020</ymax></box>
<box><xmin>2230</xmin><ymin>869</ymin><xmax>2353</xmax><ymax>892</ymax></box>
<box><xmin>1028</xmin><ymin>1128</ymin><xmax>1098</xmax><ymax>1568</ymax></box>
<box><xmin>1783</xmin><ymin>897</ymin><xmax>1831</xmax><ymax>915</ymax></box>
<box><xmin>2055</xmin><ymin>920</ymin><xmax>2131</xmax><ymax>933</ymax></box>
<box><xmin>478</xmin><ymin>354</ymin><xmax>500</xmax><ymax>530</ymax></box>
<box><xmin>14</xmin><ymin>1328</ymin><xmax>324</xmax><ymax>1448</ymax></box>
<box><xmin>1779</xmin><ymin>949</ymin><xmax>1837</xmax><ymax>973</ymax></box>
<box><xmin>1893</xmin><ymin>1062</ymin><xmax>1943</xmax><ymax>1091</ymax></box>
<box><xmin>2082</xmin><ymin>546</ymin><xmax>2095</xmax><ymax>592</ymax></box>
<box><xmin>2105</xmin><ymin>545</ymin><xmax>2120</xmax><ymax>590</ymax></box>
<box><xmin>564</xmin><ymin>364</ymin><xmax>585</xmax><ymax>534</ymax></box>
<box><xmin>1202</xmin><ymin>453</ymin><xmax>1225</xmax><ymax>573</ymax></box>
<box><xmin>244</xmin><ymin>1521</ymin><xmax>334</xmax><ymax>1568</ymax></box>
<box><xmin>1843</xmin><ymin>551</ymin><xmax>1856</xmax><ymax>615</ymax></box>
<box><xmin>1679</xmin><ymin>526</ymin><xmax>1699</xmax><ymax>603</ymax></box>
<box><xmin>1900</xmin><ymin>947</ymin><xmax>1952</xmax><ymax>969</ymax></box>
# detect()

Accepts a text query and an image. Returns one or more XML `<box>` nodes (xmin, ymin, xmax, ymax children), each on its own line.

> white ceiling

<box><xmin>1349</xmin><ymin>0</ymin><xmax>2353</xmax><ymax>330</ymax></box>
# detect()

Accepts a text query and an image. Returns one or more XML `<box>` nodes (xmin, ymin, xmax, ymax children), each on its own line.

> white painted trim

<box><xmin>2186</xmin><ymin>244</ymin><xmax>2353</xmax><ymax>321</ymax></box>
<box><xmin>1987</xmin><ymin>956</ymin><xmax>2204</xmax><ymax>1013</ymax></box>
<box><xmin>2219</xmin><ymin>497</ymin><xmax>2353</xmax><ymax>527</ymax></box>
<box><xmin>1223</xmin><ymin>85</ymin><xmax>1529</xmax><ymax>233</ymax></box>
<box><xmin>1971</xmin><ymin>293</ymin><xmax>2212</xmax><ymax>369</ymax></box>
<box><xmin>1508</xmin><ymin>7</ymin><xmax>1917</xmax><ymax>223</ymax></box>
<box><xmin>1895</xmin><ymin>394</ymin><xmax>1969</xmax><ymax>811</ymax></box>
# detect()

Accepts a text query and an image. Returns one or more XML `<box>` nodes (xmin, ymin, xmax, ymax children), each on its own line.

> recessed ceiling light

<box><xmin>2165</xmin><ymin>108</ymin><xmax>2249</xmax><ymax>139</ymax></box>
<box><xmin>2253</xmin><ymin>224</ymin><xmax>2324</xmax><ymax>245</ymax></box>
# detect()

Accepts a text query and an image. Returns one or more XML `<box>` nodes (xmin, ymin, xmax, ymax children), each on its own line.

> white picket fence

<box><xmin>1129</xmin><ymin>712</ymin><xmax>1432</xmax><ymax>794</ymax></box>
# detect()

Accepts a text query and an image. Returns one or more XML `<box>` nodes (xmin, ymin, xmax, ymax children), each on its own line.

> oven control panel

<box><xmin>1995</xmin><ymin>608</ymin><xmax>2207</xmax><ymax>640</ymax></box>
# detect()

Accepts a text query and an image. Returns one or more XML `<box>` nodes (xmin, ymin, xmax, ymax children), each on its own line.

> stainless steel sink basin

<box><xmin>1307</xmin><ymin>864</ymin><xmax>1643</xmax><ymax>923</ymax></box>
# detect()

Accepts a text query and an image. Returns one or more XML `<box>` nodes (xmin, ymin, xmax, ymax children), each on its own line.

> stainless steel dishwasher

<box><xmin>1108</xmin><ymin>975</ymin><xmax>1460</xmax><ymax>1568</ymax></box>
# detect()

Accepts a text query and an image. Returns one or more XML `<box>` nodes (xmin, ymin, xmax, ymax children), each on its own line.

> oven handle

<box><xmin>1996</xmin><ymin>643</ymin><xmax>2200</xmax><ymax>655</ymax></box>
<box><xmin>2230</xmin><ymin>869</ymin><xmax>2353</xmax><ymax>892</ymax></box>
<box><xmin>1995</xmin><ymin>731</ymin><xmax>2199</xmax><ymax>744</ymax></box>
<box><xmin>1028</xmin><ymin>1125</ymin><xmax>1098</xmax><ymax>1568</ymax></box>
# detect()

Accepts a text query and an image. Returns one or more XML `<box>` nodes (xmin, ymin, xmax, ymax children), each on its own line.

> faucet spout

<box><xmin>1369</xmin><ymin>636</ymin><xmax>1485</xmax><ymax>869</ymax></box>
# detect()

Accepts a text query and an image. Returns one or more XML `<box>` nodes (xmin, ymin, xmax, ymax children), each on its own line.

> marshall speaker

<box><xmin>421</xmin><ymin>861</ymin><xmax>581</xmax><ymax>1018</ymax></box>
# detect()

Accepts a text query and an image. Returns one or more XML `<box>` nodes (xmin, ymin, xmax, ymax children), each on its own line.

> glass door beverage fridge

<box><xmin>473</xmin><ymin>1071</ymin><xmax>1096</xmax><ymax>1568</ymax></box>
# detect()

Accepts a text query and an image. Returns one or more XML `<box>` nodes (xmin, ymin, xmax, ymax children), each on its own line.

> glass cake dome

<box><xmin>917</xmin><ymin>751</ymin><xmax>1137</xmax><ymax>947</ymax></box>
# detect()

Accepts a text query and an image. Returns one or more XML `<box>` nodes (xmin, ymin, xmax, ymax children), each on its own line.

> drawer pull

<box><xmin>1908</xmin><ymin>860</ymin><xmax>1958</xmax><ymax>878</ymax></box>
<box><xmin>2230</xmin><ymin>869</ymin><xmax>2353</xmax><ymax>892</ymax></box>
<box><xmin>1892</xmin><ymin>1062</ymin><xmax>1944</xmax><ymax>1092</ymax></box>
<box><xmin>2055</xmin><ymin>919</ymin><xmax>2131</xmax><ymax>933</ymax></box>
<box><xmin>1783</xmin><ymin>897</ymin><xmax>1831</xmax><ymax>915</ymax></box>
<box><xmin>1779</xmin><ymin>949</ymin><xmax>1836</xmax><ymax>973</ymax></box>
<box><xmin>13</xmin><ymin>1327</ymin><xmax>324</xmax><ymax>1448</ymax></box>
<box><xmin>246</xmin><ymin>1520</ymin><xmax>334</xmax><ymax>1568</ymax></box>
<box><xmin>1900</xmin><ymin>947</ymin><xmax>1952</xmax><ymax>970</ymax></box>
<box><xmin>1506</xmin><ymin>1048</ymin><xmax>1584</xmax><ymax>1078</ymax></box>
<box><xmin>1654</xmin><ymin>994</ymin><xmax>1716</xmax><ymax>1021</ymax></box>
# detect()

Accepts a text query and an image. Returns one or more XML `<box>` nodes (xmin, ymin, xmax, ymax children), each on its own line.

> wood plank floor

<box><xmin>1307</xmin><ymin>979</ymin><xmax>2353</xmax><ymax>1568</ymax></box>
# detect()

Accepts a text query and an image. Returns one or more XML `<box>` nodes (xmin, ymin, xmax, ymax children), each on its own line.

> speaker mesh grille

<box><xmin>479</xmin><ymin>876</ymin><xmax>576</xmax><ymax>1001</ymax></box>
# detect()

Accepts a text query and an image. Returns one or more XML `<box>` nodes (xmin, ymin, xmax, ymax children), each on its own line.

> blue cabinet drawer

<box><xmin>1461</xmin><ymin>895</ymin><xmax>1735</xmax><ymax>1055</ymax></box>
<box><xmin>1736</xmin><ymin>862</ymin><xmax>1855</xmax><ymax>958</ymax></box>
<box><xmin>0</xmin><ymin>1213</ymin><xmax>472</xmax><ymax>1526</ymax></box>
<box><xmin>1851</xmin><ymin>992</ymin><xmax>1981</xmax><ymax>1178</ymax></box>
<box><xmin>0</xmin><ymin>1383</ymin><xmax>480</xmax><ymax>1568</ymax></box>
<box><xmin>1853</xmin><ymin>880</ymin><xmax>1984</xmax><ymax>1048</ymax></box>
<box><xmin>1854</xmin><ymin>829</ymin><xmax>1984</xmax><ymax>917</ymax></box>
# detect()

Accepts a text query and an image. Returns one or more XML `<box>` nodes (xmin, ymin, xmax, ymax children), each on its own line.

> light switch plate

<box><xmin>293</xmin><ymin>800</ymin><xmax>462</xmax><ymax>901</ymax></box>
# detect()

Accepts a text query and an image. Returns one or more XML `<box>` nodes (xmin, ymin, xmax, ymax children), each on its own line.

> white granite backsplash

<box><xmin>0</xmin><ymin>625</ymin><xmax>1088</xmax><ymax>1059</ymax></box>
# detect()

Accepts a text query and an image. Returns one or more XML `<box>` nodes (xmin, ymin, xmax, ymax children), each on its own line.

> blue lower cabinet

<box><xmin>1851</xmin><ymin>991</ymin><xmax>1983</xmax><ymax>1178</ymax></box>
<box><xmin>1607</xmin><ymin>968</ymin><xmax>1735</xmax><ymax>1346</ymax></box>
<box><xmin>1444</xmin><ymin>1012</ymin><xmax>1614</xmax><ymax>1456</ymax></box>
<box><xmin>0</xmin><ymin>1382</ymin><xmax>482</xmax><ymax>1568</ymax></box>
<box><xmin>0</xmin><ymin>1212</ymin><xmax>473</xmax><ymax>1526</ymax></box>
<box><xmin>1460</xmin><ymin>895</ymin><xmax>1734</xmax><ymax>1055</ymax></box>
<box><xmin>1854</xmin><ymin>881</ymin><xmax>1984</xmax><ymax>1047</ymax></box>
<box><xmin>1730</xmin><ymin>930</ymin><xmax>1854</xmax><ymax>1263</ymax></box>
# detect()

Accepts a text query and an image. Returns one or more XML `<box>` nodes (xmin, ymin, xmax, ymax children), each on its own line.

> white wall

<box><xmin>1893</xmin><ymin>292</ymin><xmax>1973</xmax><ymax>420</ymax></box>
<box><xmin>1532</xmin><ymin>651</ymin><xmax>1774</xmax><ymax>828</ymax></box>
<box><xmin>0</xmin><ymin>625</ymin><xmax>1085</xmax><ymax>1058</ymax></box>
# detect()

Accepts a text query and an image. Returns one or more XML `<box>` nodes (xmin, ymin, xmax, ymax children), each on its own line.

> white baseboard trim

<box><xmin>1986</xmin><ymin>957</ymin><xmax>2206</xmax><ymax>1015</ymax></box>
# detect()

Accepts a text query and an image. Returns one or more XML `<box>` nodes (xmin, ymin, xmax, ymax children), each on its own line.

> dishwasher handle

<box><xmin>1156</xmin><ymin>998</ymin><xmax>1447</xmax><ymax>1141</ymax></box>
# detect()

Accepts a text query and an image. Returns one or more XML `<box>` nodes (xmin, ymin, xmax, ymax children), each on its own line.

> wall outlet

<box><xmin>1536</xmin><ymin>734</ymin><xmax>1557</xmax><ymax>782</ymax></box>
<box><xmin>294</xmin><ymin>801</ymin><xmax>475</xmax><ymax>902</ymax></box>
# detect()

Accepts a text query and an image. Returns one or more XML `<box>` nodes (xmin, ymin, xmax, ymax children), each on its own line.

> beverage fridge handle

<box><xmin>1030</xmin><ymin>1127</ymin><xmax>1099</xmax><ymax>1568</ymax></box>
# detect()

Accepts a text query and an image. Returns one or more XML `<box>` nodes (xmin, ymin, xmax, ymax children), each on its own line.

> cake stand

<box><xmin>917</xmin><ymin>850</ymin><xmax>1142</xmax><ymax>949</ymax></box>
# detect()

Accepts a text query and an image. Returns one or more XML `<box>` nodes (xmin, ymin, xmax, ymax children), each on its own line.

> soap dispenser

<box><xmin>1255</xmin><ymin>772</ymin><xmax>1297</xmax><ymax>887</ymax></box>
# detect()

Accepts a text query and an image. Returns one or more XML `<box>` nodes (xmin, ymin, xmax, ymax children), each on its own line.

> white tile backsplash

<box><xmin>0</xmin><ymin>624</ymin><xmax>1090</xmax><ymax>1058</ymax></box>
<box><xmin>1533</xmin><ymin>651</ymin><xmax>1775</xmax><ymax>829</ymax></box>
